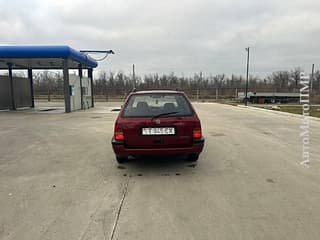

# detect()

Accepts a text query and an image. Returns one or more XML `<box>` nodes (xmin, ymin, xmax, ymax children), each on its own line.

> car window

<box><xmin>122</xmin><ymin>93</ymin><xmax>193</xmax><ymax>117</ymax></box>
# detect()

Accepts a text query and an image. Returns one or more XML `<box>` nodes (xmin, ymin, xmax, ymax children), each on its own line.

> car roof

<box><xmin>131</xmin><ymin>90</ymin><xmax>183</xmax><ymax>95</ymax></box>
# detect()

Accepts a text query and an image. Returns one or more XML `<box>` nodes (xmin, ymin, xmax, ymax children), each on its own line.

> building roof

<box><xmin>0</xmin><ymin>45</ymin><xmax>98</xmax><ymax>69</ymax></box>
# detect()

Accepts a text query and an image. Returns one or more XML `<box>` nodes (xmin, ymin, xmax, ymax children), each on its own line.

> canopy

<box><xmin>0</xmin><ymin>45</ymin><xmax>98</xmax><ymax>69</ymax></box>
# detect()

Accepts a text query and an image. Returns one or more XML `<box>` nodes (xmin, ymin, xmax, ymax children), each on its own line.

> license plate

<box><xmin>142</xmin><ymin>127</ymin><xmax>175</xmax><ymax>135</ymax></box>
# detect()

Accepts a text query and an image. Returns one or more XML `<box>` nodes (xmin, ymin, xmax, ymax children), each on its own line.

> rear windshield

<box><xmin>122</xmin><ymin>93</ymin><xmax>193</xmax><ymax>118</ymax></box>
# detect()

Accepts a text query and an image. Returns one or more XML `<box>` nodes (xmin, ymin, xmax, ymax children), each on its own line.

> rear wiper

<box><xmin>151</xmin><ymin>111</ymin><xmax>180</xmax><ymax>120</ymax></box>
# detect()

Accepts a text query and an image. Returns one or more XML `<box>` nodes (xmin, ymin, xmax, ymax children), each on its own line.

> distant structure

<box><xmin>238</xmin><ymin>92</ymin><xmax>300</xmax><ymax>104</ymax></box>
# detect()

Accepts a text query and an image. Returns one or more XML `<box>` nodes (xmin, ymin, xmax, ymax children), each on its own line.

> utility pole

<box><xmin>198</xmin><ymin>71</ymin><xmax>202</xmax><ymax>101</ymax></box>
<box><xmin>311</xmin><ymin>64</ymin><xmax>315</xmax><ymax>105</ymax></box>
<box><xmin>132</xmin><ymin>64</ymin><xmax>136</xmax><ymax>89</ymax></box>
<box><xmin>311</xmin><ymin>64</ymin><xmax>314</xmax><ymax>93</ymax></box>
<box><xmin>245</xmin><ymin>47</ymin><xmax>250</xmax><ymax>106</ymax></box>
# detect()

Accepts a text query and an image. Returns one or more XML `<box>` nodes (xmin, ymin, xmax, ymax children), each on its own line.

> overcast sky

<box><xmin>0</xmin><ymin>0</ymin><xmax>319</xmax><ymax>77</ymax></box>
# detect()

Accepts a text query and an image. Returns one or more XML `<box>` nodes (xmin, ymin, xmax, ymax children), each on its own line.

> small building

<box><xmin>0</xmin><ymin>45</ymin><xmax>98</xmax><ymax>112</ymax></box>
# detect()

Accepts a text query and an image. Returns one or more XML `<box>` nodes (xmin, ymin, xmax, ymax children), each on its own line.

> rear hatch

<box><xmin>120</xmin><ymin>117</ymin><xmax>197</xmax><ymax>149</ymax></box>
<box><xmin>118</xmin><ymin>92</ymin><xmax>199</xmax><ymax>149</ymax></box>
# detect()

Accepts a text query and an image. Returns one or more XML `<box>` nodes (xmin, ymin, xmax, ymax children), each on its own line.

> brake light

<box><xmin>115</xmin><ymin>127</ymin><xmax>125</xmax><ymax>141</ymax></box>
<box><xmin>193</xmin><ymin>127</ymin><xmax>202</xmax><ymax>139</ymax></box>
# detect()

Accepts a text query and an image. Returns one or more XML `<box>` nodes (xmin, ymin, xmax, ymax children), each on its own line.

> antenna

<box><xmin>80</xmin><ymin>50</ymin><xmax>115</xmax><ymax>61</ymax></box>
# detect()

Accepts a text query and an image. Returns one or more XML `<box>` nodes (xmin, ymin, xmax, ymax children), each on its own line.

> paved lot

<box><xmin>0</xmin><ymin>102</ymin><xmax>320</xmax><ymax>240</ymax></box>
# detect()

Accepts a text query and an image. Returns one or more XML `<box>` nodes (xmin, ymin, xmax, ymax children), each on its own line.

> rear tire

<box><xmin>116</xmin><ymin>156</ymin><xmax>127</xmax><ymax>164</ymax></box>
<box><xmin>187</xmin><ymin>153</ymin><xmax>199</xmax><ymax>162</ymax></box>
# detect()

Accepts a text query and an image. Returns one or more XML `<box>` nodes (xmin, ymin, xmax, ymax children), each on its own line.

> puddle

<box><xmin>161</xmin><ymin>173</ymin><xmax>170</xmax><ymax>176</ymax></box>
<box><xmin>40</xmin><ymin>108</ymin><xmax>57</xmax><ymax>112</ymax></box>
<box><xmin>210</xmin><ymin>132</ymin><xmax>225</xmax><ymax>137</ymax></box>
<box><xmin>263</xmin><ymin>131</ymin><xmax>272</xmax><ymax>135</ymax></box>
<box><xmin>266</xmin><ymin>178</ymin><xmax>275</xmax><ymax>183</ymax></box>
<box><xmin>187</xmin><ymin>164</ymin><xmax>197</xmax><ymax>168</ymax></box>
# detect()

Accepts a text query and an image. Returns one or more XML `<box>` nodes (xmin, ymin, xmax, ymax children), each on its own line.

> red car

<box><xmin>111</xmin><ymin>90</ymin><xmax>204</xmax><ymax>163</ymax></box>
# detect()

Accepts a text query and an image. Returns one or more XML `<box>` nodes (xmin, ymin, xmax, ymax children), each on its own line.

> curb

<box><xmin>236</xmin><ymin>105</ymin><xmax>320</xmax><ymax>122</ymax></box>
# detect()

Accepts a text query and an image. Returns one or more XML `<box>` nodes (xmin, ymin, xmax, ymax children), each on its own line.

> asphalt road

<box><xmin>0</xmin><ymin>102</ymin><xmax>319</xmax><ymax>240</ymax></box>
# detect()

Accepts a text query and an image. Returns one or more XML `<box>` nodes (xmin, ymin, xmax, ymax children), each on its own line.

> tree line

<box><xmin>9</xmin><ymin>67</ymin><xmax>319</xmax><ymax>96</ymax></box>
<box><xmin>93</xmin><ymin>68</ymin><xmax>320</xmax><ymax>95</ymax></box>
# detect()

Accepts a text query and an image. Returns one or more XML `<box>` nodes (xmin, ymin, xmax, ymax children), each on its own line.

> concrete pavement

<box><xmin>0</xmin><ymin>102</ymin><xmax>319</xmax><ymax>240</ymax></box>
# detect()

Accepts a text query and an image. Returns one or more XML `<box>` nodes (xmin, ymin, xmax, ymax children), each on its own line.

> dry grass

<box><xmin>260</xmin><ymin>105</ymin><xmax>320</xmax><ymax>118</ymax></box>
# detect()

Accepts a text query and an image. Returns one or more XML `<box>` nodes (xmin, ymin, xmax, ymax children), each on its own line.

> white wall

<box><xmin>69</xmin><ymin>74</ymin><xmax>81</xmax><ymax>111</ymax></box>
<box><xmin>81</xmin><ymin>76</ymin><xmax>92</xmax><ymax>109</ymax></box>
<box><xmin>68</xmin><ymin>74</ymin><xmax>92</xmax><ymax>111</ymax></box>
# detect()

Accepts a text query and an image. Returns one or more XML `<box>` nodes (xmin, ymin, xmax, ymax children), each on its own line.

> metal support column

<box><xmin>245</xmin><ymin>47</ymin><xmax>250</xmax><ymax>106</ymax></box>
<box><xmin>28</xmin><ymin>68</ymin><xmax>35</xmax><ymax>108</ymax></box>
<box><xmin>78</xmin><ymin>64</ymin><xmax>83</xmax><ymax>110</ymax></box>
<box><xmin>63</xmin><ymin>59</ymin><xmax>71</xmax><ymax>113</ymax></box>
<box><xmin>88</xmin><ymin>68</ymin><xmax>94</xmax><ymax>108</ymax></box>
<box><xmin>8</xmin><ymin>63</ymin><xmax>16</xmax><ymax>110</ymax></box>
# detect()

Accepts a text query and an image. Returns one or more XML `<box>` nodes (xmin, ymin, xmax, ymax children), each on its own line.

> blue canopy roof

<box><xmin>0</xmin><ymin>45</ymin><xmax>98</xmax><ymax>69</ymax></box>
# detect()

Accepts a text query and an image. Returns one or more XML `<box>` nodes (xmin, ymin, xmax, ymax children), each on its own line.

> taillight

<box><xmin>114</xmin><ymin>127</ymin><xmax>125</xmax><ymax>141</ymax></box>
<box><xmin>193</xmin><ymin>127</ymin><xmax>202</xmax><ymax>139</ymax></box>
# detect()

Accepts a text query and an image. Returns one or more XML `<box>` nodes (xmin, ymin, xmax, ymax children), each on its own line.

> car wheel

<box><xmin>187</xmin><ymin>153</ymin><xmax>199</xmax><ymax>162</ymax></box>
<box><xmin>116</xmin><ymin>156</ymin><xmax>127</xmax><ymax>164</ymax></box>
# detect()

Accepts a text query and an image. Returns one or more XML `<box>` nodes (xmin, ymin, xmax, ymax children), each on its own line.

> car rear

<box><xmin>111</xmin><ymin>91</ymin><xmax>204</xmax><ymax>163</ymax></box>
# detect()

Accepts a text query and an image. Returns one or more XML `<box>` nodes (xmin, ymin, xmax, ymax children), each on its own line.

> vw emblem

<box><xmin>155</xmin><ymin>119</ymin><xmax>161</xmax><ymax>124</ymax></box>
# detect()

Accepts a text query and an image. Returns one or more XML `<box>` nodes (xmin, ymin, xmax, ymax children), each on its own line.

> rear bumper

<box><xmin>111</xmin><ymin>137</ymin><xmax>204</xmax><ymax>156</ymax></box>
